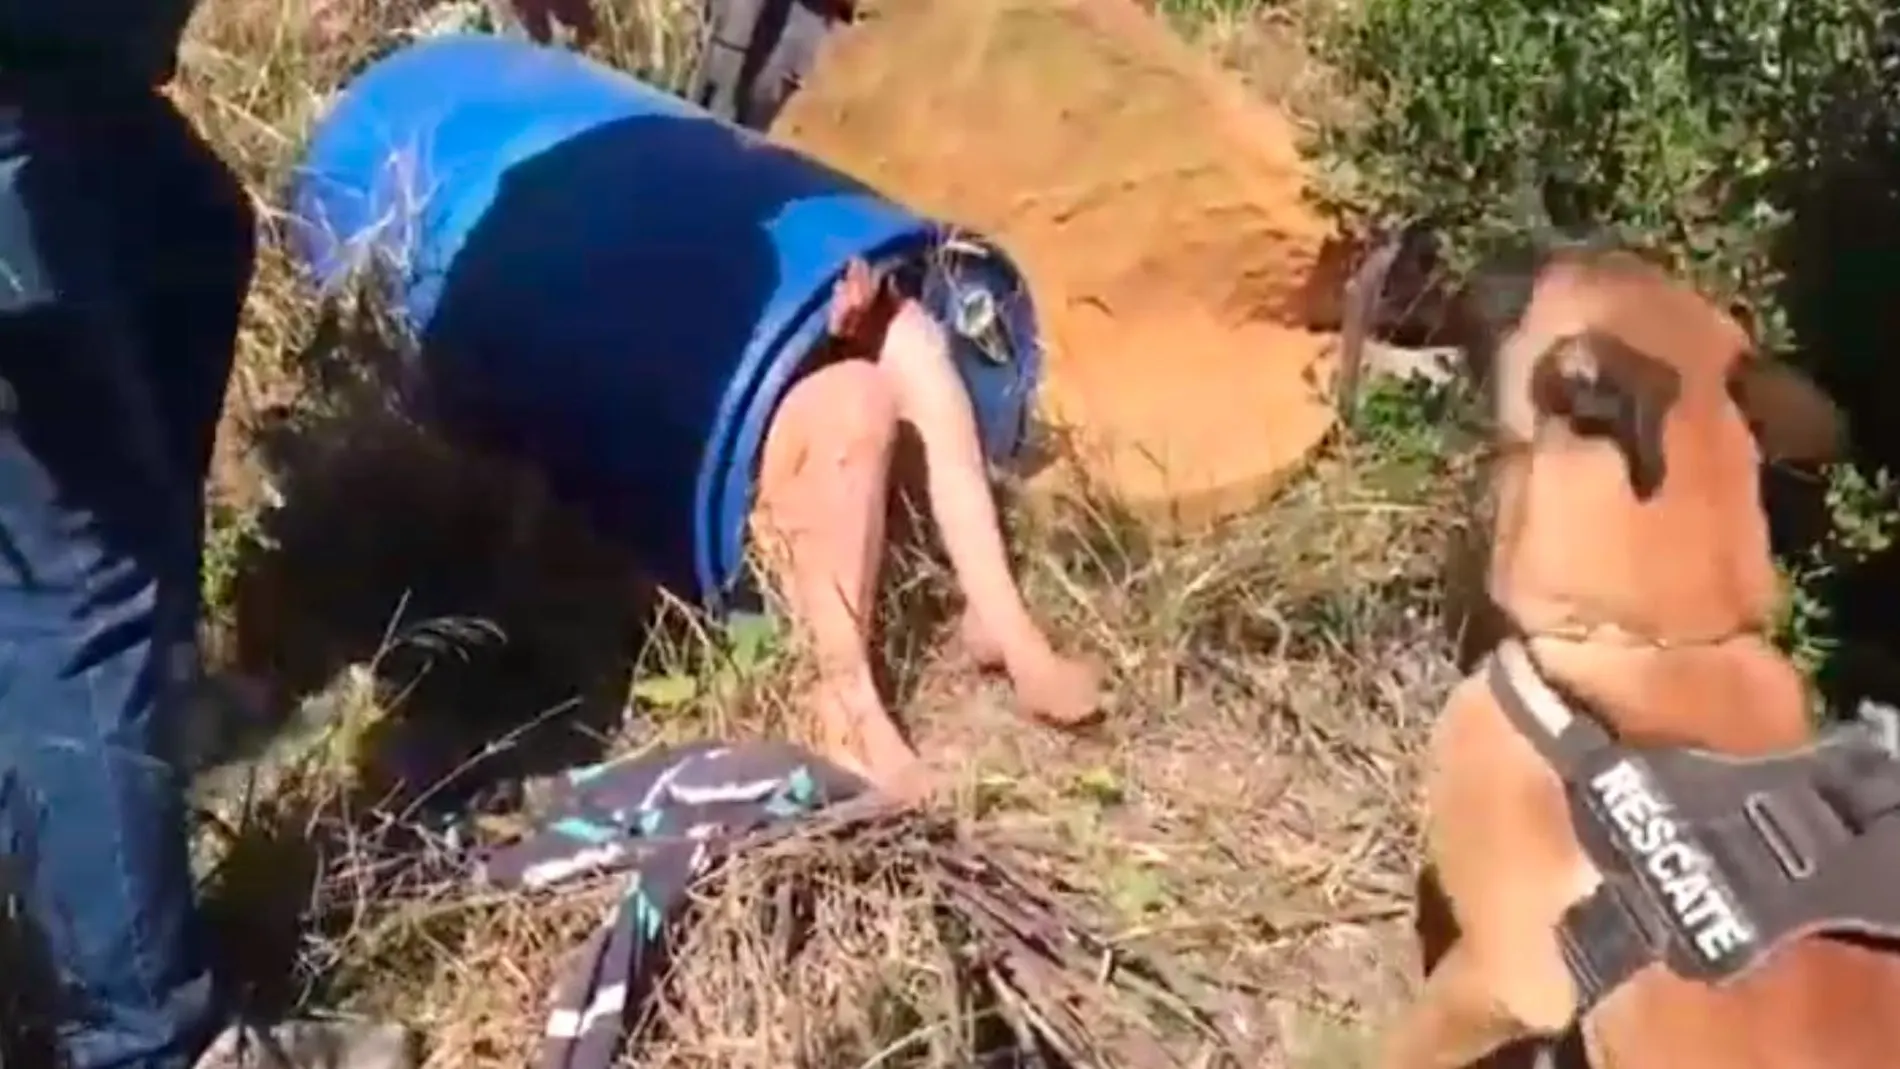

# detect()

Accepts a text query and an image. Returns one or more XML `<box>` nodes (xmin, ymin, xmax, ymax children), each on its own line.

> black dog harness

<box><xmin>1486</xmin><ymin>639</ymin><xmax>1900</xmax><ymax>1017</ymax></box>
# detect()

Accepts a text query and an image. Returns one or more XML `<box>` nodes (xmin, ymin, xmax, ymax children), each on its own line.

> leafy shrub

<box><xmin>1309</xmin><ymin>0</ymin><xmax>1900</xmax><ymax>685</ymax></box>
<box><xmin>1312</xmin><ymin>0</ymin><xmax>1892</xmax><ymax>349</ymax></box>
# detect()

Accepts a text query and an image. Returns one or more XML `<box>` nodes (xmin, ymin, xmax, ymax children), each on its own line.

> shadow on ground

<box><xmin>189</xmin><ymin>297</ymin><xmax>661</xmax><ymax>1016</ymax></box>
<box><xmin>222</xmin><ymin>299</ymin><xmax>655</xmax><ymax>804</ymax></box>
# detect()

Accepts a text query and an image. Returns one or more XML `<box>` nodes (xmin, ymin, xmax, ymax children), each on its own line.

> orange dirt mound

<box><xmin>773</xmin><ymin>0</ymin><xmax>1341</xmax><ymax>526</ymax></box>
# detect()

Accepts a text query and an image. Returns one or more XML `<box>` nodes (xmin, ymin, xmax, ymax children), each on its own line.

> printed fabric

<box><xmin>474</xmin><ymin>740</ymin><xmax>868</xmax><ymax>1069</ymax></box>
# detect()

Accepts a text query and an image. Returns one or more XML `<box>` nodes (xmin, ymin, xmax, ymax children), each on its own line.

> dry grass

<box><xmin>182</xmin><ymin>440</ymin><xmax>1470</xmax><ymax>1069</ymax></box>
<box><xmin>188</xmin><ymin>451</ymin><xmax>1466</xmax><ymax>1067</ymax></box>
<box><xmin>6</xmin><ymin>1</ymin><xmax>1474</xmax><ymax>1067</ymax></box>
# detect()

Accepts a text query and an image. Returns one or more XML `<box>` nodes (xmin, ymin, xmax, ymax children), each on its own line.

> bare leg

<box><xmin>955</xmin><ymin>602</ymin><xmax>1008</xmax><ymax>670</ymax></box>
<box><xmin>753</xmin><ymin>359</ymin><xmax>931</xmax><ymax>799</ymax></box>
<box><xmin>872</xmin><ymin>294</ymin><xmax>1103</xmax><ymax>726</ymax></box>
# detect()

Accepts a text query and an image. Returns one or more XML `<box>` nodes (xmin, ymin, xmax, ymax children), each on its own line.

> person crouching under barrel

<box><xmin>750</xmin><ymin>257</ymin><xmax>1101</xmax><ymax>800</ymax></box>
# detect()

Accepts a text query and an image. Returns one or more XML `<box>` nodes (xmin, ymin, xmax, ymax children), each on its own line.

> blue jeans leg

<box><xmin>0</xmin><ymin>84</ymin><xmax>255</xmax><ymax>1069</ymax></box>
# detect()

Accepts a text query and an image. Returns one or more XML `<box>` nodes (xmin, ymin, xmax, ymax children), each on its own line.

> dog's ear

<box><xmin>1529</xmin><ymin>331</ymin><xmax>1682</xmax><ymax>500</ymax></box>
<box><xmin>1729</xmin><ymin>359</ymin><xmax>1845</xmax><ymax>464</ymax></box>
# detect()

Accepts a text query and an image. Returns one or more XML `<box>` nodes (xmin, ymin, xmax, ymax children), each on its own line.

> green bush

<box><xmin>1312</xmin><ymin>0</ymin><xmax>1891</xmax><ymax>350</ymax></box>
<box><xmin>1310</xmin><ymin>0</ymin><xmax>1900</xmax><ymax>685</ymax></box>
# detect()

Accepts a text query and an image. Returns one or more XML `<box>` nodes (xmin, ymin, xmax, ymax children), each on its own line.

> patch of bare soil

<box><xmin>774</xmin><ymin>0</ymin><xmax>1344</xmax><ymax>529</ymax></box>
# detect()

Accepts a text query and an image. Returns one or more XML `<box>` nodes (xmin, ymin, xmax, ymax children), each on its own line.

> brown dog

<box><xmin>1378</xmin><ymin>243</ymin><xmax>1900</xmax><ymax>1069</ymax></box>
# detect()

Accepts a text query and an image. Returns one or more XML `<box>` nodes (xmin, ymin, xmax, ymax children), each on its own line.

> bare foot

<box><xmin>819</xmin><ymin>741</ymin><xmax>875</xmax><ymax>785</ymax></box>
<box><xmin>868</xmin><ymin>750</ymin><xmax>938</xmax><ymax>807</ymax></box>
<box><xmin>822</xmin><ymin>725</ymin><xmax>935</xmax><ymax>806</ymax></box>
<box><xmin>811</xmin><ymin>681</ymin><xmax>936</xmax><ymax>803</ymax></box>
<box><xmin>854</xmin><ymin>721</ymin><xmax>940</xmax><ymax>806</ymax></box>
<box><xmin>1009</xmin><ymin>653</ymin><xmax>1107</xmax><ymax>728</ymax></box>
<box><xmin>953</xmin><ymin>606</ymin><xmax>1008</xmax><ymax>670</ymax></box>
<box><xmin>951</xmin><ymin>611</ymin><xmax>1103</xmax><ymax>727</ymax></box>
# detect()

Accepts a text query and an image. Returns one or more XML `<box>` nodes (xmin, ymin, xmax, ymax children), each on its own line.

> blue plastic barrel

<box><xmin>289</xmin><ymin>33</ymin><xmax>1041</xmax><ymax>606</ymax></box>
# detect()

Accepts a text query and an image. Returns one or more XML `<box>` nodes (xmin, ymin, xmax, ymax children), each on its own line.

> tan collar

<box><xmin>1520</xmin><ymin>618</ymin><xmax>1762</xmax><ymax>651</ymax></box>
